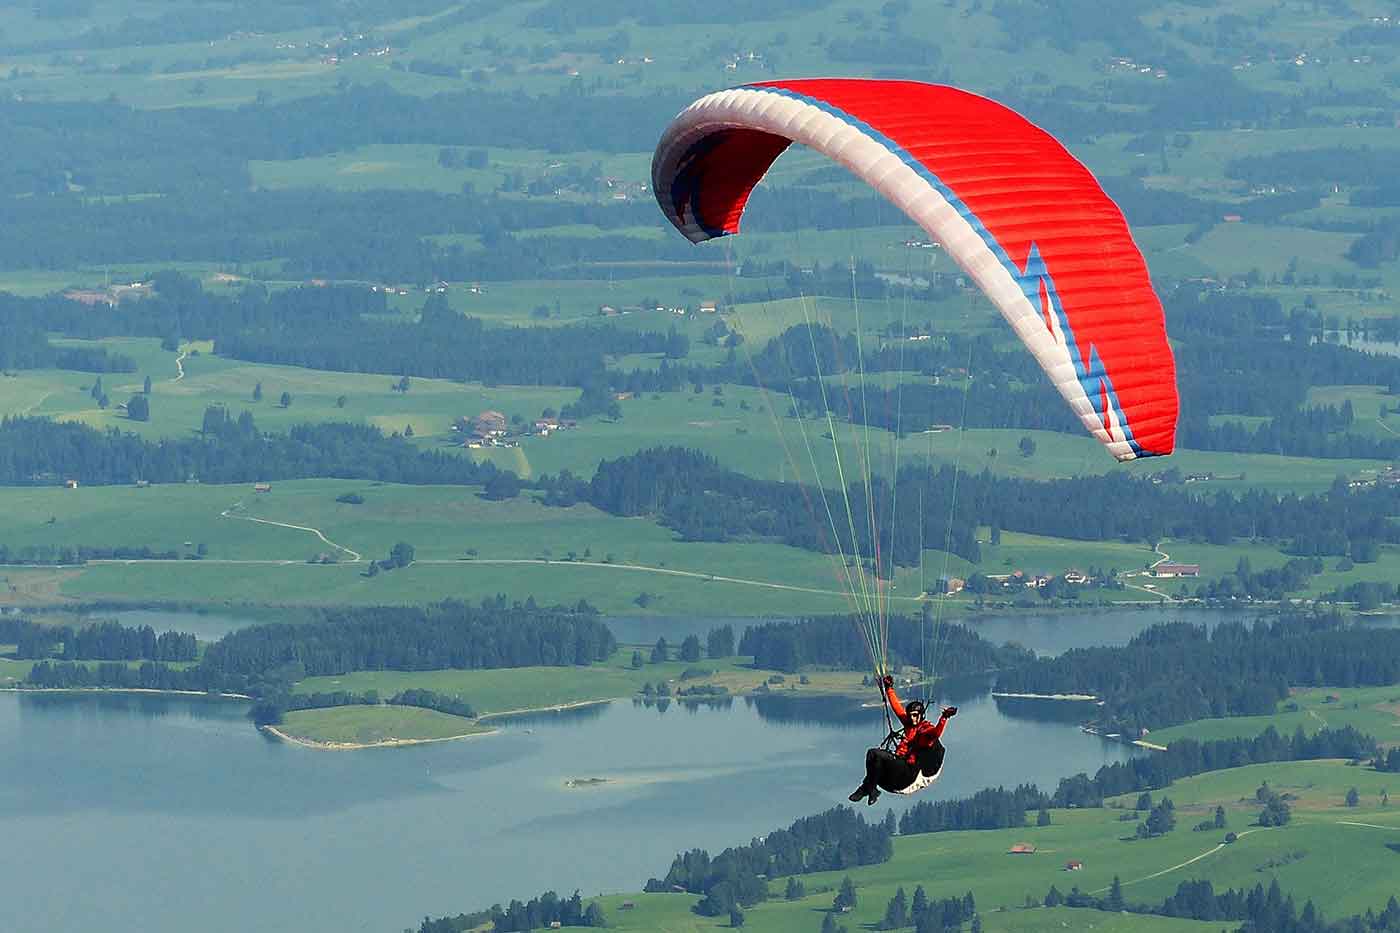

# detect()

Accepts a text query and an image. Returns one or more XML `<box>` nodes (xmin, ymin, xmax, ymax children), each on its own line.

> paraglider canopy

<box><xmin>652</xmin><ymin>78</ymin><xmax>1178</xmax><ymax>461</ymax></box>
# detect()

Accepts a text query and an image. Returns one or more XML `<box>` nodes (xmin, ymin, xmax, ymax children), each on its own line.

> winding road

<box><xmin>218</xmin><ymin>503</ymin><xmax>363</xmax><ymax>562</ymax></box>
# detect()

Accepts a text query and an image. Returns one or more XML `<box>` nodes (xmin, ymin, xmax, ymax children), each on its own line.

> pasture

<box><xmin>275</xmin><ymin>705</ymin><xmax>492</xmax><ymax>746</ymax></box>
<box><xmin>591</xmin><ymin>756</ymin><xmax>1400</xmax><ymax>931</ymax></box>
<box><xmin>1149</xmin><ymin>686</ymin><xmax>1400</xmax><ymax>748</ymax></box>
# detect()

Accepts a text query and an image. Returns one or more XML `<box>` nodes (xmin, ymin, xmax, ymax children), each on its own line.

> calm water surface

<box><xmin>2</xmin><ymin>687</ymin><xmax>1128</xmax><ymax>932</ymax></box>
<box><xmin>7</xmin><ymin>606</ymin><xmax>1385</xmax><ymax>933</ymax></box>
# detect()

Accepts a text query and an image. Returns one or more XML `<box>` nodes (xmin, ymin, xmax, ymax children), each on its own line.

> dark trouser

<box><xmin>860</xmin><ymin>747</ymin><xmax>919</xmax><ymax>793</ymax></box>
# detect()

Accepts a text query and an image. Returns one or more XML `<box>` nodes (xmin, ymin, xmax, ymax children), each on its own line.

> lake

<box><xmin>2</xmin><ymin>683</ymin><xmax>1127</xmax><ymax>932</ymax></box>
<box><xmin>6</xmin><ymin>606</ymin><xmax>1377</xmax><ymax>933</ymax></box>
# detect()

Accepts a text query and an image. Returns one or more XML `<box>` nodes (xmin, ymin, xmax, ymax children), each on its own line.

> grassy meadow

<box><xmin>1149</xmin><ymin>686</ymin><xmax>1400</xmax><ymax>749</ymax></box>
<box><xmin>5</xmin><ymin>474</ymin><xmax>1398</xmax><ymax>612</ymax></box>
<box><xmin>276</xmin><ymin>705</ymin><xmax>493</xmax><ymax>746</ymax></box>
<box><xmin>581</xmin><ymin>756</ymin><xmax>1400</xmax><ymax>931</ymax></box>
<box><xmin>294</xmin><ymin>649</ymin><xmax>872</xmax><ymax>718</ymax></box>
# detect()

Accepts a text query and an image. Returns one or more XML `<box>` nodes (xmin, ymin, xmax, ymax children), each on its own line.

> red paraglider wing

<box><xmin>652</xmin><ymin>79</ymin><xmax>1178</xmax><ymax>461</ymax></box>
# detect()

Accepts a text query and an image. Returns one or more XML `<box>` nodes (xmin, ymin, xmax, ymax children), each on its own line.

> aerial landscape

<box><xmin>4</xmin><ymin>1</ymin><xmax>1400</xmax><ymax>931</ymax></box>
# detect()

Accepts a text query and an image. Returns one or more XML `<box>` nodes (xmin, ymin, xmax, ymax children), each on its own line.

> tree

<box><xmin>707</xmin><ymin>625</ymin><xmax>735</xmax><ymax>659</ymax></box>
<box><xmin>880</xmin><ymin>887</ymin><xmax>908</xmax><ymax>929</ymax></box>
<box><xmin>396</xmin><ymin>375</ymin><xmax>411</xmax><ymax>394</ymax></box>
<box><xmin>1037</xmin><ymin>805</ymin><xmax>1051</xmax><ymax>826</ymax></box>
<box><xmin>483</xmin><ymin>472</ymin><xmax>522</xmax><ymax>500</ymax></box>
<box><xmin>404</xmin><ymin>424</ymin><xmax>414</xmax><ymax>438</ymax></box>
<box><xmin>1145</xmin><ymin>797</ymin><xmax>1176</xmax><ymax>836</ymax></box>
<box><xmin>651</xmin><ymin>637</ymin><xmax>669</xmax><ymax>663</ymax></box>
<box><xmin>1044</xmin><ymin>885</ymin><xmax>1063</xmax><ymax>907</ymax></box>
<box><xmin>1105</xmin><ymin>876</ymin><xmax>1125</xmax><ymax>911</ymax></box>
<box><xmin>253</xmin><ymin>381</ymin><xmax>262</xmax><ymax>402</ymax></box>
<box><xmin>1214</xmin><ymin>805</ymin><xmax>1227</xmax><ymax>828</ymax></box>
<box><xmin>90</xmin><ymin>376</ymin><xmax>103</xmax><ymax>401</ymax></box>
<box><xmin>911</xmin><ymin>885</ymin><xmax>928</xmax><ymax>920</ymax></box>
<box><xmin>279</xmin><ymin>391</ymin><xmax>292</xmax><ymax>408</ymax></box>
<box><xmin>833</xmin><ymin>876</ymin><xmax>857</xmax><ymax>911</ymax></box>
<box><xmin>365</xmin><ymin>560</ymin><xmax>380</xmax><ymax>578</ymax></box>
<box><xmin>335</xmin><ymin>395</ymin><xmax>347</xmax><ymax>408</ymax></box>
<box><xmin>970</xmin><ymin>914</ymin><xmax>983</xmax><ymax>933</ymax></box>
<box><xmin>1346</xmin><ymin>786</ymin><xmax>1360</xmax><ymax>807</ymax></box>
<box><xmin>1259</xmin><ymin>796</ymin><xmax>1291</xmax><ymax>826</ymax></box>
<box><xmin>1136</xmin><ymin>792</ymin><xmax>1153</xmax><ymax>811</ymax></box>
<box><xmin>631</xmin><ymin>650</ymin><xmax>644</xmax><ymax>669</ymax></box>
<box><xmin>728</xmin><ymin>905</ymin><xmax>744</xmax><ymax>927</ymax></box>
<box><xmin>143</xmin><ymin>375</ymin><xmax>152</xmax><ymax>395</ymax></box>
<box><xmin>583</xmin><ymin>902</ymin><xmax>605</xmax><ymax>927</ymax></box>
<box><xmin>679</xmin><ymin>634</ymin><xmax>702</xmax><ymax>662</ymax></box>
<box><xmin>126</xmin><ymin>394</ymin><xmax>150</xmax><ymax>421</ymax></box>
<box><xmin>388</xmin><ymin>541</ymin><xmax>415</xmax><ymax>569</ymax></box>
<box><xmin>1018</xmin><ymin>435</ymin><xmax>1036</xmax><ymax>457</ymax></box>
<box><xmin>785</xmin><ymin>877</ymin><xmax>805</xmax><ymax>900</ymax></box>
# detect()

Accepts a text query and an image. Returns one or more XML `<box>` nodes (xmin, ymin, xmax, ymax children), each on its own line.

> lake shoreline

<box><xmin>261</xmin><ymin>722</ymin><xmax>500</xmax><ymax>751</ymax></box>
<box><xmin>991</xmin><ymin>691</ymin><xmax>1099</xmax><ymax>701</ymax></box>
<box><xmin>0</xmin><ymin>686</ymin><xmax>252</xmax><ymax>699</ymax></box>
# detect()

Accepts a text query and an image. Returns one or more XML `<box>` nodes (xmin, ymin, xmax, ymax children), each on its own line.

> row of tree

<box><xmin>994</xmin><ymin>614</ymin><xmax>1400</xmax><ymax>733</ymax></box>
<box><xmin>643</xmin><ymin>806</ymin><xmax>894</xmax><ymax>916</ymax></box>
<box><xmin>737</xmin><ymin>615</ymin><xmax>1032</xmax><ymax>674</ymax></box>
<box><xmin>0</xmin><ymin>413</ymin><xmax>502</xmax><ymax>488</ymax></box>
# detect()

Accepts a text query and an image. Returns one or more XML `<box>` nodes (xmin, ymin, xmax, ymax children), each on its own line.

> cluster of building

<box><xmin>598</xmin><ymin>300</ymin><xmax>720</xmax><ymax>317</ymax></box>
<box><xmin>1106</xmin><ymin>55</ymin><xmax>1167</xmax><ymax>79</ymax></box>
<box><xmin>1350</xmin><ymin>465</ymin><xmax>1400</xmax><ymax>489</ymax></box>
<box><xmin>933</xmin><ymin>569</ymin><xmax>1097</xmax><ymax>596</ymax></box>
<box><xmin>63</xmin><ymin>281</ymin><xmax>152</xmax><ymax>307</ymax></box>
<box><xmin>456</xmin><ymin>410</ymin><xmax>575</xmax><ymax>449</ymax></box>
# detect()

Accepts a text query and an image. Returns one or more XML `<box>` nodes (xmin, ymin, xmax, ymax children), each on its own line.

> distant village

<box><xmin>454</xmin><ymin>409</ymin><xmax>576</xmax><ymax>449</ymax></box>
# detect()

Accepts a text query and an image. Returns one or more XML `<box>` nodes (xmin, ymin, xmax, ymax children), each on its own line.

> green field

<box><xmin>295</xmin><ymin>649</ymin><xmax>872</xmax><ymax>717</ymax></box>
<box><xmin>5</xmin><ymin>472</ymin><xmax>1393</xmax><ymax>613</ymax></box>
<box><xmin>574</xmin><ymin>756</ymin><xmax>1400</xmax><ymax>931</ymax></box>
<box><xmin>1150</xmin><ymin>686</ymin><xmax>1400</xmax><ymax>749</ymax></box>
<box><xmin>0</xmin><ymin>658</ymin><xmax>35</xmax><ymax>686</ymax></box>
<box><xmin>276</xmin><ymin>704</ymin><xmax>492</xmax><ymax>746</ymax></box>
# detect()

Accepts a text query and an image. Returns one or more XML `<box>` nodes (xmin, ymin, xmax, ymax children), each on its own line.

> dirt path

<box><xmin>1337</xmin><ymin>820</ymin><xmax>1400</xmax><ymax>830</ymax></box>
<box><xmin>1116</xmin><ymin>542</ymin><xmax>1173</xmax><ymax>602</ymax></box>
<box><xmin>1092</xmin><ymin>828</ymin><xmax>1269</xmax><ymax>893</ymax></box>
<box><xmin>172</xmin><ymin>348</ymin><xmax>187</xmax><ymax>382</ymax></box>
<box><xmin>418</xmin><ymin>557</ymin><xmax>924</xmax><ymax>602</ymax></box>
<box><xmin>218</xmin><ymin>503</ymin><xmax>363</xmax><ymax>562</ymax></box>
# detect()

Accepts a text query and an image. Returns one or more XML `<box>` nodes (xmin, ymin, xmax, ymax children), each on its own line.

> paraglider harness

<box><xmin>877</xmin><ymin>678</ymin><xmax>946</xmax><ymax>796</ymax></box>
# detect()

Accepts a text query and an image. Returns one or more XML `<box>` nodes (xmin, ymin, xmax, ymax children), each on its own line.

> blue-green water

<box><xmin>1</xmin><ymin>686</ymin><xmax>1131</xmax><ymax>933</ymax></box>
<box><xmin>9</xmin><ymin>606</ymin><xmax>1369</xmax><ymax>932</ymax></box>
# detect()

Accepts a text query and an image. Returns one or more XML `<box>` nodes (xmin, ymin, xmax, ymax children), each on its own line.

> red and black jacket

<box><xmin>886</xmin><ymin>685</ymin><xmax>948</xmax><ymax>766</ymax></box>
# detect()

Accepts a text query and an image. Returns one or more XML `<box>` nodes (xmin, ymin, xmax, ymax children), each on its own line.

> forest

<box><xmin>21</xmin><ymin>600</ymin><xmax>613</xmax><ymax>708</ymax></box>
<box><xmin>1051</xmin><ymin>724</ymin><xmax>1377</xmax><ymax>808</ymax></box>
<box><xmin>0</xmin><ymin>618</ymin><xmax>197</xmax><ymax>662</ymax></box>
<box><xmin>0</xmin><ymin>413</ymin><xmax>502</xmax><ymax>487</ymax></box>
<box><xmin>570</xmin><ymin>445</ymin><xmax>1400</xmax><ymax>570</ymax></box>
<box><xmin>995</xmin><ymin>614</ymin><xmax>1400</xmax><ymax>734</ymax></box>
<box><xmin>736</xmin><ymin>615</ymin><xmax>1032</xmax><ymax>673</ymax></box>
<box><xmin>1051</xmin><ymin>876</ymin><xmax>1400</xmax><ymax>933</ymax></box>
<box><xmin>200</xmin><ymin>600</ymin><xmax>616</xmax><ymax>679</ymax></box>
<box><xmin>643</xmin><ymin>806</ymin><xmax>894</xmax><ymax>915</ymax></box>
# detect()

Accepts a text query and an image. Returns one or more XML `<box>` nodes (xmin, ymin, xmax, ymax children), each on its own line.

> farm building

<box><xmin>1008</xmin><ymin>842</ymin><xmax>1036</xmax><ymax>854</ymax></box>
<box><xmin>1065</xmin><ymin>860</ymin><xmax>1083</xmax><ymax>871</ymax></box>
<box><xmin>472</xmin><ymin>410</ymin><xmax>508</xmax><ymax>437</ymax></box>
<box><xmin>1152</xmin><ymin>563</ymin><xmax>1199</xmax><ymax>578</ymax></box>
<box><xmin>253</xmin><ymin>483</ymin><xmax>272</xmax><ymax>493</ymax></box>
